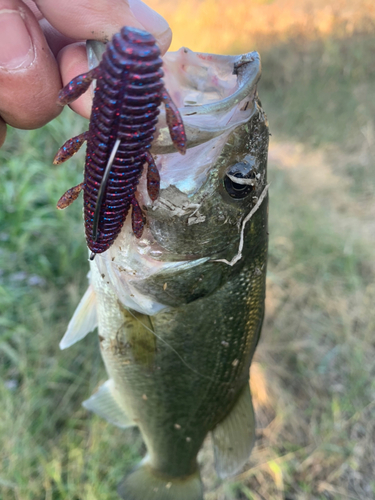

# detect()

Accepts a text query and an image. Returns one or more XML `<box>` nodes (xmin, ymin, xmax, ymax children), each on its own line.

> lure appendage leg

<box><xmin>57</xmin><ymin>182</ymin><xmax>84</xmax><ymax>210</ymax></box>
<box><xmin>145</xmin><ymin>151</ymin><xmax>160</xmax><ymax>201</ymax></box>
<box><xmin>58</xmin><ymin>67</ymin><xmax>99</xmax><ymax>106</ymax></box>
<box><xmin>161</xmin><ymin>88</ymin><xmax>186</xmax><ymax>155</ymax></box>
<box><xmin>131</xmin><ymin>197</ymin><xmax>145</xmax><ymax>238</ymax></box>
<box><xmin>53</xmin><ymin>132</ymin><xmax>89</xmax><ymax>164</ymax></box>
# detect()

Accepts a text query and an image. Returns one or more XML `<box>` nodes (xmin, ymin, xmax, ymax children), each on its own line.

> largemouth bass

<box><xmin>60</xmin><ymin>43</ymin><xmax>269</xmax><ymax>500</ymax></box>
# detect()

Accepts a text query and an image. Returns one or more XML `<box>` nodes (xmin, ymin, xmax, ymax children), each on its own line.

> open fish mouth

<box><xmin>87</xmin><ymin>44</ymin><xmax>260</xmax><ymax>152</ymax></box>
<box><xmin>88</xmin><ymin>42</ymin><xmax>261</xmax><ymax>195</ymax></box>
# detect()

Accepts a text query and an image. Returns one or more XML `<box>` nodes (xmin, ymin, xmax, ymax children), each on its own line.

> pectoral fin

<box><xmin>59</xmin><ymin>285</ymin><xmax>97</xmax><ymax>349</ymax></box>
<box><xmin>82</xmin><ymin>379</ymin><xmax>135</xmax><ymax>429</ymax></box>
<box><xmin>211</xmin><ymin>383</ymin><xmax>256</xmax><ymax>478</ymax></box>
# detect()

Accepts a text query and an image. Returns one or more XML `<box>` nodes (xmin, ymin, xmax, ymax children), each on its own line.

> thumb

<box><xmin>0</xmin><ymin>0</ymin><xmax>61</xmax><ymax>132</ymax></box>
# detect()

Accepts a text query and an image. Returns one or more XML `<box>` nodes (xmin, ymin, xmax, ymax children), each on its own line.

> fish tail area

<box><xmin>118</xmin><ymin>463</ymin><xmax>203</xmax><ymax>500</ymax></box>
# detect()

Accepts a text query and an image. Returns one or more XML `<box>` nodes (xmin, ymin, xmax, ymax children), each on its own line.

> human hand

<box><xmin>0</xmin><ymin>0</ymin><xmax>172</xmax><ymax>146</ymax></box>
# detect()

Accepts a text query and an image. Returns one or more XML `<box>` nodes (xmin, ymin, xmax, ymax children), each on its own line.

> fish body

<box><xmin>60</xmin><ymin>45</ymin><xmax>269</xmax><ymax>500</ymax></box>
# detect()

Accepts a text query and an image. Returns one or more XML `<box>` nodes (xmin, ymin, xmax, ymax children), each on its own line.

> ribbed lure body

<box><xmin>54</xmin><ymin>27</ymin><xmax>186</xmax><ymax>257</ymax></box>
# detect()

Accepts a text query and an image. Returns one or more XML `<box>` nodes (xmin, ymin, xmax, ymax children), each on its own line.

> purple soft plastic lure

<box><xmin>54</xmin><ymin>27</ymin><xmax>186</xmax><ymax>259</ymax></box>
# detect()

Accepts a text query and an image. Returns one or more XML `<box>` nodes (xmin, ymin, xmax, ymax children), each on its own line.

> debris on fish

<box><xmin>60</xmin><ymin>38</ymin><xmax>269</xmax><ymax>500</ymax></box>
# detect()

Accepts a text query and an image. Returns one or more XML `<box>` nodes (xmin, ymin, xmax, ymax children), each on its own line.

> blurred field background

<box><xmin>1</xmin><ymin>0</ymin><xmax>375</xmax><ymax>498</ymax></box>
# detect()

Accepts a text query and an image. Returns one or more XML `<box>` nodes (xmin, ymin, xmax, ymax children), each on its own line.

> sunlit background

<box><xmin>1</xmin><ymin>0</ymin><xmax>374</xmax><ymax>498</ymax></box>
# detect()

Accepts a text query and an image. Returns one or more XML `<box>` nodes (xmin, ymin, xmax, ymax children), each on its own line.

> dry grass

<box><xmin>196</xmin><ymin>136</ymin><xmax>375</xmax><ymax>499</ymax></box>
<box><xmin>147</xmin><ymin>0</ymin><xmax>375</xmax><ymax>53</ymax></box>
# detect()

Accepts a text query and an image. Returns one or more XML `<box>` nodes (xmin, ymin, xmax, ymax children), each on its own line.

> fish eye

<box><xmin>224</xmin><ymin>161</ymin><xmax>256</xmax><ymax>199</ymax></box>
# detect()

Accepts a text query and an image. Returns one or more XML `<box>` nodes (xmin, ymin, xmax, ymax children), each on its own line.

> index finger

<box><xmin>33</xmin><ymin>0</ymin><xmax>172</xmax><ymax>54</ymax></box>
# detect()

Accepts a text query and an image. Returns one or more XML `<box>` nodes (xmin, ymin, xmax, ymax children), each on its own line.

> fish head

<box><xmin>88</xmin><ymin>45</ymin><xmax>269</xmax><ymax>315</ymax></box>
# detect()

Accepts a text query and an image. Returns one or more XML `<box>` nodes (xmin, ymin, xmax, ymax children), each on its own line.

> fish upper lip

<box><xmin>152</xmin><ymin>49</ymin><xmax>261</xmax><ymax>153</ymax></box>
<box><xmin>180</xmin><ymin>51</ymin><xmax>261</xmax><ymax>117</ymax></box>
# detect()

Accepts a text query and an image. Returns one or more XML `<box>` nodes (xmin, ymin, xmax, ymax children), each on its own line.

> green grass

<box><xmin>0</xmin><ymin>112</ymin><xmax>142</xmax><ymax>499</ymax></box>
<box><xmin>1</xmin><ymin>27</ymin><xmax>375</xmax><ymax>500</ymax></box>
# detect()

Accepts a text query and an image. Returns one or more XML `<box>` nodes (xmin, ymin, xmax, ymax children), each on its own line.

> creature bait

<box><xmin>54</xmin><ymin>27</ymin><xmax>186</xmax><ymax>258</ymax></box>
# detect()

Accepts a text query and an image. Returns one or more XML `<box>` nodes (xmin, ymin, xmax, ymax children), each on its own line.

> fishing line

<box><xmin>214</xmin><ymin>183</ymin><xmax>269</xmax><ymax>266</ymax></box>
<box><xmin>126</xmin><ymin>308</ymin><xmax>219</xmax><ymax>383</ymax></box>
<box><xmin>92</xmin><ymin>138</ymin><xmax>121</xmax><ymax>241</ymax></box>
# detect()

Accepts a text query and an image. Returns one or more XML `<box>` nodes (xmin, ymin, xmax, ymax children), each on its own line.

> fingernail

<box><xmin>0</xmin><ymin>10</ymin><xmax>34</xmax><ymax>69</ymax></box>
<box><xmin>129</xmin><ymin>0</ymin><xmax>170</xmax><ymax>36</ymax></box>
